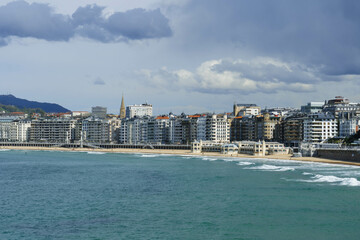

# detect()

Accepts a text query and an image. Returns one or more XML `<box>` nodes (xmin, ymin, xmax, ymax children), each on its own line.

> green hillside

<box><xmin>0</xmin><ymin>104</ymin><xmax>45</xmax><ymax>115</ymax></box>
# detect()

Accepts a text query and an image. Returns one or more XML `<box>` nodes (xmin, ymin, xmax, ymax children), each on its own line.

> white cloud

<box><xmin>141</xmin><ymin>57</ymin><xmax>319</xmax><ymax>94</ymax></box>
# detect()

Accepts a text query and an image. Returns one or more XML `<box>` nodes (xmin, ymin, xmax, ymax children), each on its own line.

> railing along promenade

<box><xmin>0</xmin><ymin>142</ymin><xmax>191</xmax><ymax>150</ymax></box>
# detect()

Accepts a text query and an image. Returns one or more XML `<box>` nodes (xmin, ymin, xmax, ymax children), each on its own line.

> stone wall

<box><xmin>316</xmin><ymin>149</ymin><xmax>360</xmax><ymax>162</ymax></box>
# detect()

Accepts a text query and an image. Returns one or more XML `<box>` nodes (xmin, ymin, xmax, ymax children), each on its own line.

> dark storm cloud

<box><xmin>0</xmin><ymin>1</ymin><xmax>172</xmax><ymax>45</ymax></box>
<box><xmin>179</xmin><ymin>0</ymin><xmax>360</xmax><ymax>77</ymax></box>
<box><xmin>0</xmin><ymin>1</ymin><xmax>73</xmax><ymax>41</ymax></box>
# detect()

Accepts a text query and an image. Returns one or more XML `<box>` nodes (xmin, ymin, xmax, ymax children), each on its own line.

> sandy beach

<box><xmin>2</xmin><ymin>145</ymin><xmax>360</xmax><ymax>167</ymax></box>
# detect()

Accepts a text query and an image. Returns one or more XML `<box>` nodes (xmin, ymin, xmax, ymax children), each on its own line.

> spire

<box><xmin>120</xmin><ymin>94</ymin><xmax>126</xmax><ymax>119</ymax></box>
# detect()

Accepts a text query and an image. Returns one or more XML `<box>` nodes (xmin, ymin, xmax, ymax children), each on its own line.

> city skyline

<box><xmin>1</xmin><ymin>0</ymin><xmax>360</xmax><ymax>115</ymax></box>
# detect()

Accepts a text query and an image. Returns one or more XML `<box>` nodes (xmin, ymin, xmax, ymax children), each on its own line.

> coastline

<box><xmin>2</xmin><ymin>145</ymin><xmax>360</xmax><ymax>167</ymax></box>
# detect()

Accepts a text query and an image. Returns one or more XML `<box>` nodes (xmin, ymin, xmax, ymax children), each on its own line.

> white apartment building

<box><xmin>126</xmin><ymin>104</ymin><xmax>152</xmax><ymax>119</ymax></box>
<box><xmin>119</xmin><ymin>117</ymin><xmax>149</xmax><ymax>144</ymax></box>
<box><xmin>195</xmin><ymin>115</ymin><xmax>230</xmax><ymax>143</ymax></box>
<box><xmin>210</xmin><ymin>115</ymin><xmax>230</xmax><ymax>143</ymax></box>
<box><xmin>0</xmin><ymin>120</ymin><xmax>12</xmax><ymax>141</ymax></box>
<box><xmin>238</xmin><ymin>107</ymin><xmax>260</xmax><ymax>116</ymax></box>
<box><xmin>303</xmin><ymin>113</ymin><xmax>338</xmax><ymax>142</ymax></box>
<box><xmin>12</xmin><ymin>121</ymin><xmax>32</xmax><ymax>142</ymax></box>
<box><xmin>0</xmin><ymin>119</ymin><xmax>31</xmax><ymax>142</ymax></box>
<box><xmin>339</xmin><ymin>118</ymin><xmax>360</xmax><ymax>137</ymax></box>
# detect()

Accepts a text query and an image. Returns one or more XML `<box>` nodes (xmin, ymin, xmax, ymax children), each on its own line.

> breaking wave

<box><xmin>201</xmin><ymin>157</ymin><xmax>217</xmax><ymax>161</ymax></box>
<box><xmin>246</xmin><ymin>164</ymin><xmax>295</xmax><ymax>172</ymax></box>
<box><xmin>140</xmin><ymin>154</ymin><xmax>160</xmax><ymax>158</ymax></box>
<box><xmin>236</xmin><ymin>162</ymin><xmax>254</xmax><ymax>166</ymax></box>
<box><xmin>302</xmin><ymin>174</ymin><xmax>360</xmax><ymax>187</ymax></box>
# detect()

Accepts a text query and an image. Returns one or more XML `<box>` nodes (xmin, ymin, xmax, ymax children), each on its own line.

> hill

<box><xmin>0</xmin><ymin>95</ymin><xmax>70</xmax><ymax>113</ymax></box>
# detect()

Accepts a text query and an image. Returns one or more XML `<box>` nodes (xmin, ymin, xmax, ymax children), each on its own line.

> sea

<box><xmin>1</xmin><ymin>149</ymin><xmax>360</xmax><ymax>240</ymax></box>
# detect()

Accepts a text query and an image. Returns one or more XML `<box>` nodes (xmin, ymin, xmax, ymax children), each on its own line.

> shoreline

<box><xmin>2</xmin><ymin>145</ymin><xmax>360</xmax><ymax>167</ymax></box>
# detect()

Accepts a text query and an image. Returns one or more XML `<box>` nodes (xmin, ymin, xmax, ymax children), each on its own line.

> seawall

<box><xmin>317</xmin><ymin>149</ymin><xmax>360</xmax><ymax>162</ymax></box>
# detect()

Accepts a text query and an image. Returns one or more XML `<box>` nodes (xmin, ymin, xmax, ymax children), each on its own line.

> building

<box><xmin>255</xmin><ymin>113</ymin><xmax>281</xmax><ymax>141</ymax></box>
<box><xmin>126</xmin><ymin>104</ymin><xmax>152</xmax><ymax>119</ymax></box>
<box><xmin>233</xmin><ymin>103</ymin><xmax>261</xmax><ymax>116</ymax></box>
<box><xmin>339</xmin><ymin>117</ymin><xmax>360</xmax><ymax>137</ymax></box>
<box><xmin>82</xmin><ymin>117</ymin><xmax>111</xmax><ymax>143</ymax></box>
<box><xmin>281</xmin><ymin>115</ymin><xmax>304</xmax><ymax>147</ymax></box>
<box><xmin>30</xmin><ymin>119</ymin><xmax>78</xmax><ymax>143</ymax></box>
<box><xmin>303</xmin><ymin>113</ymin><xmax>338</xmax><ymax>142</ymax></box>
<box><xmin>12</xmin><ymin>121</ymin><xmax>32</xmax><ymax>142</ymax></box>
<box><xmin>109</xmin><ymin>117</ymin><xmax>121</xmax><ymax>142</ymax></box>
<box><xmin>301</xmin><ymin>102</ymin><xmax>324</xmax><ymax>113</ymax></box>
<box><xmin>152</xmin><ymin>116</ymin><xmax>170</xmax><ymax>144</ymax></box>
<box><xmin>237</xmin><ymin>140</ymin><xmax>289</xmax><ymax>156</ymax></box>
<box><xmin>196</xmin><ymin>115</ymin><xmax>228</xmax><ymax>142</ymax></box>
<box><xmin>0</xmin><ymin>119</ymin><xmax>31</xmax><ymax>142</ymax></box>
<box><xmin>119</xmin><ymin>117</ymin><xmax>149</xmax><ymax>144</ymax></box>
<box><xmin>322</xmin><ymin>96</ymin><xmax>360</xmax><ymax>118</ymax></box>
<box><xmin>230</xmin><ymin>115</ymin><xmax>256</xmax><ymax>141</ymax></box>
<box><xmin>71</xmin><ymin>111</ymin><xmax>91</xmax><ymax>118</ymax></box>
<box><xmin>91</xmin><ymin>106</ymin><xmax>107</xmax><ymax>119</ymax></box>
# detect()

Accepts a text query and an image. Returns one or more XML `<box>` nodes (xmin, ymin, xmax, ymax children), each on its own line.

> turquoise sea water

<box><xmin>1</xmin><ymin>150</ymin><xmax>360</xmax><ymax>240</ymax></box>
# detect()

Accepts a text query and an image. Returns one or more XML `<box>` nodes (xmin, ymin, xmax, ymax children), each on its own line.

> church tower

<box><xmin>120</xmin><ymin>94</ymin><xmax>126</xmax><ymax>119</ymax></box>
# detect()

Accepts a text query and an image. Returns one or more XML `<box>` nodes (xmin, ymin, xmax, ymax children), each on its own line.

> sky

<box><xmin>1</xmin><ymin>0</ymin><xmax>360</xmax><ymax>115</ymax></box>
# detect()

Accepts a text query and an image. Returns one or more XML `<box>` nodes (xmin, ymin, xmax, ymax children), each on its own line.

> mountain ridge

<box><xmin>0</xmin><ymin>94</ymin><xmax>70</xmax><ymax>113</ymax></box>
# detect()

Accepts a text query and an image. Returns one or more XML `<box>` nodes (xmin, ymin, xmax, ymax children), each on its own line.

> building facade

<box><xmin>303</xmin><ymin>113</ymin><xmax>338</xmax><ymax>142</ymax></box>
<box><xmin>125</xmin><ymin>104</ymin><xmax>152</xmax><ymax>119</ymax></box>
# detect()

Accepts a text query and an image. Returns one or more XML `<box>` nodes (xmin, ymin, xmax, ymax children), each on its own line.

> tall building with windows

<box><xmin>303</xmin><ymin>113</ymin><xmax>337</xmax><ymax>142</ymax></box>
<box><xmin>30</xmin><ymin>119</ymin><xmax>78</xmax><ymax>143</ymax></box>
<box><xmin>196</xmin><ymin>114</ymin><xmax>230</xmax><ymax>143</ymax></box>
<box><xmin>126</xmin><ymin>104</ymin><xmax>152</xmax><ymax>119</ymax></box>
<box><xmin>91</xmin><ymin>106</ymin><xmax>107</xmax><ymax>119</ymax></box>
<box><xmin>82</xmin><ymin>117</ymin><xmax>111</xmax><ymax>143</ymax></box>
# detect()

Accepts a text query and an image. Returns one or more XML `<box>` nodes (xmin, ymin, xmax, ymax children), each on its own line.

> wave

<box><xmin>301</xmin><ymin>174</ymin><xmax>360</xmax><ymax>187</ymax></box>
<box><xmin>201</xmin><ymin>157</ymin><xmax>217</xmax><ymax>161</ymax></box>
<box><xmin>236</xmin><ymin>162</ymin><xmax>254</xmax><ymax>166</ymax></box>
<box><xmin>246</xmin><ymin>164</ymin><xmax>295</xmax><ymax>172</ymax></box>
<box><xmin>302</xmin><ymin>172</ymin><xmax>313</xmax><ymax>175</ymax></box>
<box><xmin>140</xmin><ymin>154</ymin><xmax>160</xmax><ymax>158</ymax></box>
<box><xmin>0</xmin><ymin>149</ymin><xmax>10</xmax><ymax>151</ymax></box>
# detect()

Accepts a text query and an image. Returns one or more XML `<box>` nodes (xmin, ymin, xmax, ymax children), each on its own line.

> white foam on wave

<box><xmin>140</xmin><ymin>154</ymin><xmax>159</xmax><ymax>158</ymax></box>
<box><xmin>246</xmin><ymin>164</ymin><xmax>295</xmax><ymax>172</ymax></box>
<box><xmin>202</xmin><ymin>157</ymin><xmax>217</xmax><ymax>161</ymax></box>
<box><xmin>301</xmin><ymin>174</ymin><xmax>360</xmax><ymax>187</ymax></box>
<box><xmin>0</xmin><ymin>149</ymin><xmax>10</xmax><ymax>152</ymax></box>
<box><xmin>302</xmin><ymin>172</ymin><xmax>313</xmax><ymax>176</ymax></box>
<box><xmin>328</xmin><ymin>170</ymin><xmax>360</xmax><ymax>177</ymax></box>
<box><xmin>236</xmin><ymin>162</ymin><xmax>254</xmax><ymax>166</ymax></box>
